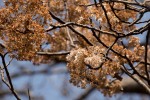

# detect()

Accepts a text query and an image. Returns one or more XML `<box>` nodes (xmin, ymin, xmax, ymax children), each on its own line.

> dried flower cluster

<box><xmin>66</xmin><ymin>46</ymin><xmax>122</xmax><ymax>96</ymax></box>
<box><xmin>0</xmin><ymin>0</ymin><xmax>52</xmax><ymax>62</ymax></box>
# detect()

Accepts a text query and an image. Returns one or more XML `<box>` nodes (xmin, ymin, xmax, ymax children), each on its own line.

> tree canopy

<box><xmin>0</xmin><ymin>0</ymin><xmax>150</xmax><ymax>99</ymax></box>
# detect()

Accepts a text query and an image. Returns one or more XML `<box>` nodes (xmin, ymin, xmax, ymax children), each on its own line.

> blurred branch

<box><xmin>121</xmin><ymin>77</ymin><xmax>150</xmax><ymax>94</ymax></box>
<box><xmin>37</xmin><ymin>51</ymin><xmax>70</xmax><ymax>56</ymax></box>
<box><xmin>11</xmin><ymin>66</ymin><xmax>67</xmax><ymax>79</ymax></box>
<box><xmin>0</xmin><ymin>89</ymin><xmax>43</xmax><ymax>100</ymax></box>
<box><xmin>0</xmin><ymin>90</ymin><xmax>26</xmax><ymax>96</ymax></box>
<box><xmin>76</xmin><ymin>87</ymin><xmax>95</xmax><ymax>100</ymax></box>
<box><xmin>121</xmin><ymin>66</ymin><xmax>150</xmax><ymax>94</ymax></box>
<box><xmin>144</xmin><ymin>28</ymin><xmax>150</xmax><ymax>85</ymax></box>
<box><xmin>28</xmin><ymin>88</ymin><xmax>31</xmax><ymax>100</ymax></box>
<box><xmin>76</xmin><ymin>77</ymin><xmax>150</xmax><ymax>100</ymax></box>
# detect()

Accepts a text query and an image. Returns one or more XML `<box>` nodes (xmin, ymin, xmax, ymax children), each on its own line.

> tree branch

<box><xmin>0</xmin><ymin>53</ymin><xmax>21</xmax><ymax>100</ymax></box>
<box><xmin>37</xmin><ymin>51</ymin><xmax>70</xmax><ymax>56</ymax></box>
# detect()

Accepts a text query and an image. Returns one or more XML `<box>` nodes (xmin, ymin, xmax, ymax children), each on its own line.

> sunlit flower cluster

<box><xmin>66</xmin><ymin>46</ymin><xmax>122</xmax><ymax>96</ymax></box>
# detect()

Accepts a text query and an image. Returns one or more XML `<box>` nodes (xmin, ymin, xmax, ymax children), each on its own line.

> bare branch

<box><xmin>37</xmin><ymin>51</ymin><xmax>70</xmax><ymax>56</ymax></box>
<box><xmin>0</xmin><ymin>53</ymin><xmax>21</xmax><ymax>100</ymax></box>
<box><xmin>28</xmin><ymin>88</ymin><xmax>31</xmax><ymax>100</ymax></box>
<box><xmin>121</xmin><ymin>66</ymin><xmax>150</xmax><ymax>94</ymax></box>
<box><xmin>49</xmin><ymin>11</ymin><xmax>94</xmax><ymax>46</ymax></box>
<box><xmin>76</xmin><ymin>87</ymin><xmax>95</xmax><ymax>100</ymax></box>
<box><xmin>144</xmin><ymin>28</ymin><xmax>150</xmax><ymax>85</ymax></box>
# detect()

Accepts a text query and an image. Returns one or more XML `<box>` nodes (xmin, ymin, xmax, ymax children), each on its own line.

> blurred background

<box><xmin>1</xmin><ymin>59</ymin><xmax>150</xmax><ymax>100</ymax></box>
<box><xmin>0</xmin><ymin>0</ymin><xmax>150</xmax><ymax>100</ymax></box>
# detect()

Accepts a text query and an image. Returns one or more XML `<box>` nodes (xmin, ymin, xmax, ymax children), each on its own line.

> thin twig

<box><xmin>46</xmin><ymin>22</ymin><xmax>117</xmax><ymax>37</ymax></box>
<box><xmin>49</xmin><ymin>11</ymin><xmax>93</xmax><ymax>46</ymax></box>
<box><xmin>99</xmin><ymin>0</ymin><xmax>118</xmax><ymax>33</ymax></box>
<box><xmin>6</xmin><ymin>58</ymin><xmax>13</xmax><ymax>67</ymax></box>
<box><xmin>64</xmin><ymin>0</ymin><xmax>75</xmax><ymax>47</ymax></box>
<box><xmin>0</xmin><ymin>53</ymin><xmax>21</xmax><ymax>100</ymax></box>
